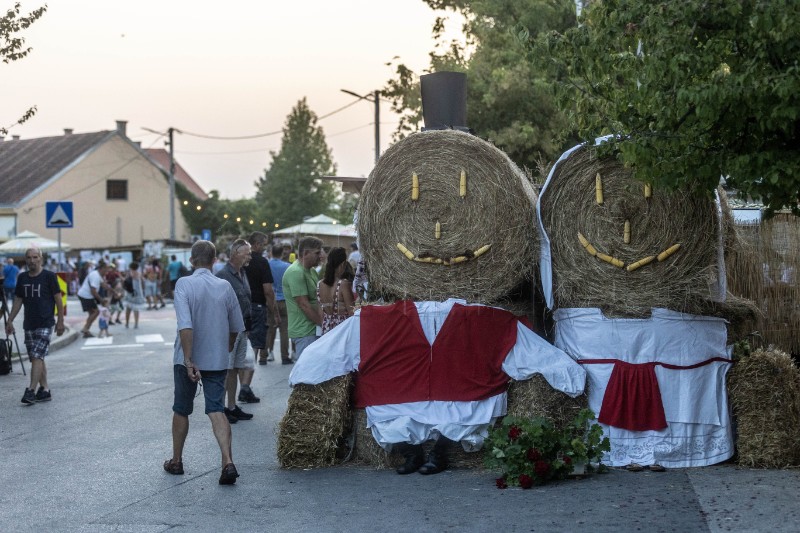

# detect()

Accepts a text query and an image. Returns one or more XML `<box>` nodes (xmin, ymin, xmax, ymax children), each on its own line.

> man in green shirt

<box><xmin>282</xmin><ymin>236</ymin><xmax>323</xmax><ymax>361</ymax></box>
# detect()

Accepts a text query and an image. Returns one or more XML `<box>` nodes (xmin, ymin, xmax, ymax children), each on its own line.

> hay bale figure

<box><xmin>728</xmin><ymin>348</ymin><xmax>800</xmax><ymax>468</ymax></box>
<box><xmin>538</xmin><ymin>142</ymin><xmax>739</xmax><ymax>468</ymax></box>
<box><xmin>358</xmin><ymin>129</ymin><xmax>538</xmax><ymax>305</ymax></box>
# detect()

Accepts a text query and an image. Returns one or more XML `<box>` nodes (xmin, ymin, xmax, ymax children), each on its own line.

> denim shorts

<box><xmin>172</xmin><ymin>365</ymin><xmax>226</xmax><ymax>416</ymax></box>
<box><xmin>248</xmin><ymin>304</ymin><xmax>267</xmax><ymax>350</ymax></box>
<box><xmin>291</xmin><ymin>335</ymin><xmax>319</xmax><ymax>361</ymax></box>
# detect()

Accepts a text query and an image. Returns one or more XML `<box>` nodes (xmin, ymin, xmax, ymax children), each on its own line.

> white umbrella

<box><xmin>0</xmin><ymin>230</ymin><xmax>71</xmax><ymax>253</ymax></box>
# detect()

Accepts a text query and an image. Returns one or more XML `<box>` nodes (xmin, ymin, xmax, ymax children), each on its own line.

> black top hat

<box><xmin>420</xmin><ymin>72</ymin><xmax>471</xmax><ymax>133</ymax></box>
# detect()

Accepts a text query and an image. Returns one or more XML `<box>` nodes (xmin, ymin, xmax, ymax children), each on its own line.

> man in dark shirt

<box><xmin>5</xmin><ymin>248</ymin><xmax>65</xmax><ymax>405</ymax></box>
<box><xmin>244</xmin><ymin>232</ymin><xmax>280</xmax><ymax>371</ymax></box>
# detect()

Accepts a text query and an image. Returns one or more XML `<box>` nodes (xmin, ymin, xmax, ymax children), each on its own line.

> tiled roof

<box><xmin>144</xmin><ymin>149</ymin><xmax>208</xmax><ymax>200</ymax></box>
<box><xmin>0</xmin><ymin>131</ymin><xmax>115</xmax><ymax>205</ymax></box>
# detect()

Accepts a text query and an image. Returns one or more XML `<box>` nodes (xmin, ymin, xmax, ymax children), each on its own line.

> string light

<box><xmin>261</xmin><ymin>222</ymin><xmax>267</xmax><ymax>227</ymax></box>
<box><xmin>249</xmin><ymin>219</ymin><xmax>254</xmax><ymax>225</ymax></box>
<box><xmin>224</xmin><ymin>214</ymin><xmax>229</xmax><ymax>218</ymax></box>
<box><xmin>274</xmin><ymin>223</ymin><xmax>279</xmax><ymax>228</ymax></box>
<box><xmin>196</xmin><ymin>205</ymin><xmax>202</xmax><ymax>211</ymax></box>
<box><xmin>236</xmin><ymin>217</ymin><xmax>241</xmax><ymax>222</ymax></box>
<box><xmin>183</xmin><ymin>200</ymin><xmax>189</xmax><ymax>205</ymax></box>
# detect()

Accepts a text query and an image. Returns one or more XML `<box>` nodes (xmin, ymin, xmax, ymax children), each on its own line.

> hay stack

<box><xmin>506</xmin><ymin>375</ymin><xmax>589</xmax><ymax>429</ymax></box>
<box><xmin>358</xmin><ymin>130</ymin><xmax>538</xmax><ymax>304</ymax></box>
<box><xmin>277</xmin><ymin>375</ymin><xmax>352</xmax><ymax>468</ymax></box>
<box><xmin>539</xmin><ymin>146</ymin><xmax>721</xmax><ymax>316</ymax></box>
<box><xmin>728</xmin><ymin>348</ymin><xmax>800</xmax><ymax>467</ymax></box>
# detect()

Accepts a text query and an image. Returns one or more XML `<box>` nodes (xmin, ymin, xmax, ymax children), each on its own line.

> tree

<box><xmin>1</xmin><ymin>2</ymin><xmax>47</xmax><ymax>136</ymax></box>
<box><xmin>382</xmin><ymin>0</ymin><xmax>578</xmax><ymax>173</ymax></box>
<box><xmin>255</xmin><ymin>98</ymin><xmax>337</xmax><ymax>227</ymax></box>
<box><xmin>541</xmin><ymin>0</ymin><xmax>800</xmax><ymax>214</ymax></box>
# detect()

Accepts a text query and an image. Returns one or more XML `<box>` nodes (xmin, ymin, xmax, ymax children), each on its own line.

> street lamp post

<box><xmin>340</xmin><ymin>89</ymin><xmax>380</xmax><ymax>165</ymax></box>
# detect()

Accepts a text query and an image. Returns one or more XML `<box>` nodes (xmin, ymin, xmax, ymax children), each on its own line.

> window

<box><xmin>107</xmin><ymin>180</ymin><xmax>128</xmax><ymax>200</ymax></box>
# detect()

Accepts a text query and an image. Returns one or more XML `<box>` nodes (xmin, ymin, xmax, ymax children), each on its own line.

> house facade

<box><xmin>0</xmin><ymin>121</ymin><xmax>196</xmax><ymax>250</ymax></box>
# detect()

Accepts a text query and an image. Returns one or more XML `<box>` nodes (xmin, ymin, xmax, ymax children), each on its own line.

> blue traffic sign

<box><xmin>201</xmin><ymin>229</ymin><xmax>212</xmax><ymax>241</ymax></box>
<box><xmin>45</xmin><ymin>201</ymin><xmax>74</xmax><ymax>228</ymax></box>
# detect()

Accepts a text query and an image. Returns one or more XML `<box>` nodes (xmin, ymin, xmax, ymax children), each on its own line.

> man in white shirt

<box><xmin>76</xmin><ymin>260</ymin><xmax>111</xmax><ymax>338</ymax></box>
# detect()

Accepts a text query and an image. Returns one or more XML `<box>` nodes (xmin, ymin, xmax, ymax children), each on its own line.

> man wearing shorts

<box><xmin>164</xmin><ymin>240</ymin><xmax>244</xmax><ymax>485</ymax></box>
<box><xmin>77</xmin><ymin>260</ymin><xmax>110</xmax><ymax>337</ymax></box>
<box><xmin>5</xmin><ymin>248</ymin><xmax>65</xmax><ymax>405</ymax></box>
<box><xmin>244</xmin><ymin>232</ymin><xmax>280</xmax><ymax>369</ymax></box>
<box><xmin>216</xmin><ymin>239</ymin><xmax>258</xmax><ymax>421</ymax></box>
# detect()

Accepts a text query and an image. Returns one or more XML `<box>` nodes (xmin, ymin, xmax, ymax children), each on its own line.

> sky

<box><xmin>3</xmin><ymin>0</ymin><xmax>464</xmax><ymax>199</ymax></box>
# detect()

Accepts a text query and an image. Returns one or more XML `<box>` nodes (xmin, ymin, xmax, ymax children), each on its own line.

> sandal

<box><xmin>163</xmin><ymin>458</ymin><xmax>184</xmax><ymax>475</ymax></box>
<box><xmin>648</xmin><ymin>464</ymin><xmax>666</xmax><ymax>472</ymax></box>
<box><xmin>625</xmin><ymin>463</ymin><xmax>644</xmax><ymax>472</ymax></box>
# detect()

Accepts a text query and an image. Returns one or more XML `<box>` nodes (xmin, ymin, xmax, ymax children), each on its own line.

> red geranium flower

<box><xmin>563</xmin><ymin>455</ymin><xmax>572</xmax><ymax>465</ymax></box>
<box><xmin>518</xmin><ymin>474</ymin><xmax>534</xmax><ymax>489</ymax></box>
<box><xmin>508</xmin><ymin>426</ymin><xmax>522</xmax><ymax>440</ymax></box>
<box><xmin>535</xmin><ymin>460</ymin><xmax>550</xmax><ymax>477</ymax></box>
<box><xmin>526</xmin><ymin>448</ymin><xmax>542</xmax><ymax>462</ymax></box>
<box><xmin>496</xmin><ymin>477</ymin><xmax>508</xmax><ymax>489</ymax></box>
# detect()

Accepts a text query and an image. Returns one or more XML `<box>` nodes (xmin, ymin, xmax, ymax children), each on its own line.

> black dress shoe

<box><xmin>395</xmin><ymin>444</ymin><xmax>424</xmax><ymax>475</ymax></box>
<box><xmin>418</xmin><ymin>451</ymin><xmax>448</xmax><ymax>475</ymax></box>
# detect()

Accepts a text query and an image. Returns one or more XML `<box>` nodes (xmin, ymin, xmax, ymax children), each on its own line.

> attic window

<box><xmin>107</xmin><ymin>180</ymin><xmax>128</xmax><ymax>200</ymax></box>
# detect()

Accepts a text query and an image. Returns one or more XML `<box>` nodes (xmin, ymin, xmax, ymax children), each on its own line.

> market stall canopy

<box><xmin>0</xmin><ymin>230</ymin><xmax>71</xmax><ymax>253</ymax></box>
<box><xmin>273</xmin><ymin>215</ymin><xmax>356</xmax><ymax>237</ymax></box>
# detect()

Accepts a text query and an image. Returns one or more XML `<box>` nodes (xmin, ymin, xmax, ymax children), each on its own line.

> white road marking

<box><xmin>82</xmin><ymin>344</ymin><xmax>145</xmax><ymax>350</ymax></box>
<box><xmin>83</xmin><ymin>337</ymin><xmax>113</xmax><ymax>346</ymax></box>
<box><xmin>135</xmin><ymin>334</ymin><xmax>164</xmax><ymax>343</ymax></box>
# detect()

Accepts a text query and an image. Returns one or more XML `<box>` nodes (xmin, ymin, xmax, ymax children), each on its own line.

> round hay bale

<box><xmin>358</xmin><ymin>130</ymin><xmax>538</xmax><ymax>304</ymax></box>
<box><xmin>728</xmin><ymin>348</ymin><xmax>800</xmax><ymax>468</ymax></box>
<box><xmin>539</xmin><ymin>145</ymin><xmax>721</xmax><ymax>316</ymax></box>
<box><xmin>507</xmin><ymin>375</ymin><xmax>589</xmax><ymax>429</ymax></box>
<box><xmin>277</xmin><ymin>375</ymin><xmax>352</xmax><ymax>469</ymax></box>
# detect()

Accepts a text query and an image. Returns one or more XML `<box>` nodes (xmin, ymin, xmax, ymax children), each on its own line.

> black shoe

<box><xmin>21</xmin><ymin>388</ymin><xmax>35</xmax><ymax>405</ymax></box>
<box><xmin>281</xmin><ymin>359</ymin><xmax>294</xmax><ymax>365</ymax></box>
<box><xmin>219</xmin><ymin>463</ymin><xmax>239</xmax><ymax>485</ymax></box>
<box><xmin>395</xmin><ymin>444</ymin><xmax>424</xmax><ymax>475</ymax></box>
<box><xmin>224</xmin><ymin>410</ymin><xmax>238</xmax><ymax>424</ymax></box>
<box><xmin>226</xmin><ymin>405</ymin><xmax>253</xmax><ymax>420</ymax></box>
<box><xmin>418</xmin><ymin>452</ymin><xmax>448</xmax><ymax>475</ymax></box>
<box><xmin>35</xmin><ymin>387</ymin><xmax>52</xmax><ymax>402</ymax></box>
<box><xmin>163</xmin><ymin>458</ymin><xmax>184</xmax><ymax>475</ymax></box>
<box><xmin>238</xmin><ymin>389</ymin><xmax>260</xmax><ymax>403</ymax></box>
<box><xmin>258</xmin><ymin>358</ymin><xmax>267</xmax><ymax>365</ymax></box>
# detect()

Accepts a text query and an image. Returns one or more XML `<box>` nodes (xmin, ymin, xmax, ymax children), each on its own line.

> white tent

<box><xmin>273</xmin><ymin>214</ymin><xmax>356</xmax><ymax>247</ymax></box>
<box><xmin>0</xmin><ymin>230</ymin><xmax>71</xmax><ymax>253</ymax></box>
<box><xmin>273</xmin><ymin>214</ymin><xmax>356</xmax><ymax>237</ymax></box>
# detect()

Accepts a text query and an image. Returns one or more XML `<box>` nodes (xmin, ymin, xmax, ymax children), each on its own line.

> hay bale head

<box><xmin>539</xmin><ymin>146</ymin><xmax>720</xmax><ymax>315</ymax></box>
<box><xmin>358</xmin><ymin>130</ymin><xmax>538</xmax><ymax>303</ymax></box>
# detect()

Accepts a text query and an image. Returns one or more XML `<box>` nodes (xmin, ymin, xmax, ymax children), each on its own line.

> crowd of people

<box><xmin>4</xmin><ymin>237</ymin><xmax>363</xmax><ymax>487</ymax></box>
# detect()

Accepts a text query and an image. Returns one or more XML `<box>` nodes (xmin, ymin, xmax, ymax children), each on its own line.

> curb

<box><xmin>50</xmin><ymin>327</ymin><xmax>81</xmax><ymax>353</ymax></box>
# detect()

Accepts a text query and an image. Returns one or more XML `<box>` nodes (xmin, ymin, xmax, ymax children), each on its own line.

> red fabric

<box><xmin>578</xmin><ymin>357</ymin><xmax>734</xmax><ymax>431</ymax></box>
<box><xmin>597</xmin><ymin>361</ymin><xmax>667</xmax><ymax>431</ymax></box>
<box><xmin>356</xmin><ymin>301</ymin><xmax>518</xmax><ymax>408</ymax></box>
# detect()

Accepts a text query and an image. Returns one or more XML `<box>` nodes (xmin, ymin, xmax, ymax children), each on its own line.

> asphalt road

<box><xmin>1</xmin><ymin>299</ymin><xmax>799</xmax><ymax>532</ymax></box>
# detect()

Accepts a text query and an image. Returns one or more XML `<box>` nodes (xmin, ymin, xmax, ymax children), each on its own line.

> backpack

<box><xmin>123</xmin><ymin>276</ymin><xmax>134</xmax><ymax>294</ymax></box>
<box><xmin>178</xmin><ymin>263</ymin><xmax>190</xmax><ymax>278</ymax></box>
<box><xmin>0</xmin><ymin>338</ymin><xmax>13</xmax><ymax>375</ymax></box>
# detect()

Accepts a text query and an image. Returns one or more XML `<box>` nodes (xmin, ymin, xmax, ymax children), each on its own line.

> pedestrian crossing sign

<box><xmin>45</xmin><ymin>201</ymin><xmax>74</xmax><ymax>228</ymax></box>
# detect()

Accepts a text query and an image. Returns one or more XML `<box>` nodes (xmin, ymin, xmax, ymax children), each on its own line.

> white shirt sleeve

<box><xmin>502</xmin><ymin>322</ymin><xmax>586</xmax><ymax>397</ymax></box>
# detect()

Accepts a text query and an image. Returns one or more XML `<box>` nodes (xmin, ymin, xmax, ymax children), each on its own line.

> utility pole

<box><xmin>340</xmin><ymin>89</ymin><xmax>381</xmax><ymax>165</ymax></box>
<box><xmin>168</xmin><ymin>127</ymin><xmax>176</xmax><ymax>240</ymax></box>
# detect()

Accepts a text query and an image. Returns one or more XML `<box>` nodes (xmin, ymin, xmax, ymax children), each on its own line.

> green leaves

<box><xmin>539</xmin><ymin>0</ymin><xmax>800</xmax><ymax>214</ymax></box>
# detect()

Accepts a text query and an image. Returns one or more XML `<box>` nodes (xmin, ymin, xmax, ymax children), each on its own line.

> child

<box><xmin>98</xmin><ymin>298</ymin><xmax>112</xmax><ymax>338</ymax></box>
<box><xmin>110</xmin><ymin>278</ymin><xmax>125</xmax><ymax>324</ymax></box>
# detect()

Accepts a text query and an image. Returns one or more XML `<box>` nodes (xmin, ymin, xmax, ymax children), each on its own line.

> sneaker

<box><xmin>281</xmin><ymin>358</ymin><xmax>294</xmax><ymax>365</ymax></box>
<box><xmin>238</xmin><ymin>389</ymin><xmax>260</xmax><ymax>404</ymax></box>
<box><xmin>21</xmin><ymin>388</ymin><xmax>35</xmax><ymax>405</ymax></box>
<box><xmin>258</xmin><ymin>357</ymin><xmax>267</xmax><ymax>366</ymax></box>
<box><xmin>34</xmin><ymin>387</ymin><xmax>52</xmax><ymax>402</ymax></box>
<box><xmin>266</xmin><ymin>350</ymin><xmax>275</xmax><ymax>362</ymax></box>
<box><xmin>224</xmin><ymin>410</ymin><xmax>238</xmax><ymax>424</ymax></box>
<box><xmin>163</xmin><ymin>458</ymin><xmax>184</xmax><ymax>475</ymax></box>
<box><xmin>219</xmin><ymin>463</ymin><xmax>239</xmax><ymax>485</ymax></box>
<box><xmin>226</xmin><ymin>405</ymin><xmax>253</xmax><ymax>420</ymax></box>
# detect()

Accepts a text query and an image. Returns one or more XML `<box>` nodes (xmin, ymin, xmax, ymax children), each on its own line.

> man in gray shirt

<box><xmin>216</xmin><ymin>238</ymin><xmax>258</xmax><ymax>422</ymax></box>
<box><xmin>164</xmin><ymin>240</ymin><xmax>245</xmax><ymax>485</ymax></box>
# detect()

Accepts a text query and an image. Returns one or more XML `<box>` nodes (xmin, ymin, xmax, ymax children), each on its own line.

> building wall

<box><xmin>16</xmin><ymin>135</ymin><xmax>191</xmax><ymax>249</ymax></box>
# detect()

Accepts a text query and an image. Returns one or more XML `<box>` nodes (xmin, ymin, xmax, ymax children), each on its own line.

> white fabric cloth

<box><xmin>290</xmin><ymin>299</ymin><xmax>586</xmax><ymax>450</ymax></box>
<box><xmin>553</xmin><ymin>307</ymin><xmax>734</xmax><ymax>467</ymax></box>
